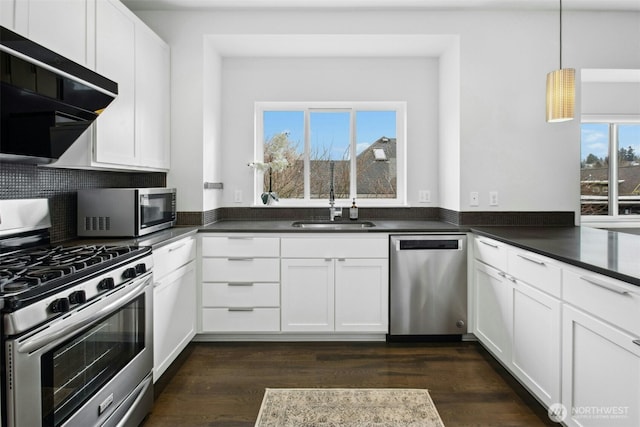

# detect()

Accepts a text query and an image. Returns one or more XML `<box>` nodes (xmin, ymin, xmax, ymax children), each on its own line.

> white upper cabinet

<box><xmin>27</xmin><ymin>0</ymin><xmax>172</xmax><ymax>172</ymax></box>
<box><xmin>135</xmin><ymin>23</ymin><xmax>171</xmax><ymax>170</ymax></box>
<box><xmin>94</xmin><ymin>0</ymin><xmax>136</xmax><ymax>166</ymax></box>
<box><xmin>1</xmin><ymin>1</ymin><xmax>15</xmax><ymax>29</ymax></box>
<box><xmin>20</xmin><ymin>0</ymin><xmax>92</xmax><ymax>68</ymax></box>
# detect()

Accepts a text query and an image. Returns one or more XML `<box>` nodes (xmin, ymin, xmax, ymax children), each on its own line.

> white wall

<box><xmin>220</xmin><ymin>56</ymin><xmax>438</xmax><ymax>207</ymax></box>
<box><xmin>135</xmin><ymin>8</ymin><xmax>640</xmax><ymax>217</ymax></box>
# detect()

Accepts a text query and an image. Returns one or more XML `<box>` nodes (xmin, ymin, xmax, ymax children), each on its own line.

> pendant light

<box><xmin>546</xmin><ymin>0</ymin><xmax>575</xmax><ymax>122</ymax></box>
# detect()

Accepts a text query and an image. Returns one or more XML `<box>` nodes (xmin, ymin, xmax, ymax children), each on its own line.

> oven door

<box><xmin>5</xmin><ymin>274</ymin><xmax>153</xmax><ymax>427</ymax></box>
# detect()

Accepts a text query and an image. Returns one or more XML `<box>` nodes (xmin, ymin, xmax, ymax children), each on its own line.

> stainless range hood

<box><xmin>0</xmin><ymin>26</ymin><xmax>118</xmax><ymax>164</ymax></box>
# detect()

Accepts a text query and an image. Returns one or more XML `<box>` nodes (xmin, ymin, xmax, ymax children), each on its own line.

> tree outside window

<box><xmin>254</xmin><ymin>103</ymin><xmax>405</xmax><ymax>206</ymax></box>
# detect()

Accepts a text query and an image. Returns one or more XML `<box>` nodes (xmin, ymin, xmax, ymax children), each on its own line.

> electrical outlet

<box><xmin>470</xmin><ymin>191</ymin><xmax>479</xmax><ymax>207</ymax></box>
<box><xmin>489</xmin><ymin>191</ymin><xmax>499</xmax><ymax>206</ymax></box>
<box><xmin>418</xmin><ymin>190</ymin><xmax>431</xmax><ymax>203</ymax></box>
<box><xmin>234</xmin><ymin>189</ymin><xmax>242</xmax><ymax>203</ymax></box>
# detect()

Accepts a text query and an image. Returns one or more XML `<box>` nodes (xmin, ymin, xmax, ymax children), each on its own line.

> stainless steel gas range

<box><xmin>0</xmin><ymin>199</ymin><xmax>153</xmax><ymax>427</ymax></box>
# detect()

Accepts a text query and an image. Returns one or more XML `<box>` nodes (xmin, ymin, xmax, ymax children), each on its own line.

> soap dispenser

<box><xmin>350</xmin><ymin>198</ymin><xmax>358</xmax><ymax>220</ymax></box>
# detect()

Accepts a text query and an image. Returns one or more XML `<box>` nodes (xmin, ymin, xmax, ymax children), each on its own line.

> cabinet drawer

<box><xmin>201</xmin><ymin>308</ymin><xmax>280</xmax><ymax>332</ymax></box>
<box><xmin>202</xmin><ymin>283</ymin><xmax>279</xmax><ymax>307</ymax></box>
<box><xmin>281</xmin><ymin>236</ymin><xmax>387</xmax><ymax>258</ymax></box>
<box><xmin>563</xmin><ymin>267</ymin><xmax>640</xmax><ymax>336</ymax></box>
<box><xmin>508</xmin><ymin>249</ymin><xmax>561</xmax><ymax>298</ymax></box>
<box><xmin>474</xmin><ymin>236</ymin><xmax>507</xmax><ymax>271</ymax></box>
<box><xmin>202</xmin><ymin>258</ymin><xmax>279</xmax><ymax>282</ymax></box>
<box><xmin>201</xmin><ymin>236</ymin><xmax>279</xmax><ymax>257</ymax></box>
<box><xmin>153</xmin><ymin>236</ymin><xmax>196</xmax><ymax>281</ymax></box>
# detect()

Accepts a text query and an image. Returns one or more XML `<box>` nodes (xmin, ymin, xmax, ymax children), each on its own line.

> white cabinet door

<box><xmin>23</xmin><ymin>0</ymin><xmax>90</xmax><ymax>67</ymax></box>
<box><xmin>153</xmin><ymin>261</ymin><xmax>196</xmax><ymax>382</ymax></box>
<box><xmin>473</xmin><ymin>260</ymin><xmax>511</xmax><ymax>364</ymax></box>
<box><xmin>94</xmin><ymin>0</ymin><xmax>135</xmax><ymax>166</ymax></box>
<box><xmin>135</xmin><ymin>22</ymin><xmax>170</xmax><ymax>170</ymax></box>
<box><xmin>511</xmin><ymin>279</ymin><xmax>561</xmax><ymax>407</ymax></box>
<box><xmin>335</xmin><ymin>258</ymin><xmax>388</xmax><ymax>332</ymax></box>
<box><xmin>1</xmin><ymin>1</ymin><xmax>15</xmax><ymax>29</ymax></box>
<box><xmin>562</xmin><ymin>305</ymin><xmax>640</xmax><ymax>427</ymax></box>
<box><xmin>281</xmin><ymin>259</ymin><xmax>334</xmax><ymax>332</ymax></box>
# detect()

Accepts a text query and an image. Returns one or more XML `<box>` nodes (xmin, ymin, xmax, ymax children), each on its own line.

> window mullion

<box><xmin>350</xmin><ymin>111</ymin><xmax>357</xmax><ymax>199</ymax></box>
<box><xmin>304</xmin><ymin>109</ymin><xmax>311</xmax><ymax>200</ymax></box>
<box><xmin>610</xmin><ymin>124</ymin><xmax>619</xmax><ymax>216</ymax></box>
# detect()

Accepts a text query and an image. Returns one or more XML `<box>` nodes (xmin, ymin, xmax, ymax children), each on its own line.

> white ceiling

<box><xmin>122</xmin><ymin>0</ymin><xmax>640</xmax><ymax>11</ymax></box>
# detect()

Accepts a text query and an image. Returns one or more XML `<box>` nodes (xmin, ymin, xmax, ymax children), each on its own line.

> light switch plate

<box><xmin>419</xmin><ymin>190</ymin><xmax>431</xmax><ymax>203</ymax></box>
<box><xmin>234</xmin><ymin>190</ymin><xmax>242</xmax><ymax>203</ymax></box>
<box><xmin>489</xmin><ymin>191</ymin><xmax>499</xmax><ymax>206</ymax></box>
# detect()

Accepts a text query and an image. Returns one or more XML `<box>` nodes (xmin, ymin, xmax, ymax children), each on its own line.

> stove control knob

<box><xmin>69</xmin><ymin>290</ymin><xmax>87</xmax><ymax>305</ymax></box>
<box><xmin>98</xmin><ymin>277</ymin><xmax>116</xmax><ymax>291</ymax></box>
<box><xmin>122</xmin><ymin>267</ymin><xmax>137</xmax><ymax>280</ymax></box>
<box><xmin>135</xmin><ymin>263</ymin><xmax>147</xmax><ymax>275</ymax></box>
<box><xmin>50</xmin><ymin>298</ymin><xmax>70</xmax><ymax>313</ymax></box>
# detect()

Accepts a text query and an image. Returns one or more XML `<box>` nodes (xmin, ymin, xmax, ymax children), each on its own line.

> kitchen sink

<box><xmin>291</xmin><ymin>220</ymin><xmax>376</xmax><ymax>229</ymax></box>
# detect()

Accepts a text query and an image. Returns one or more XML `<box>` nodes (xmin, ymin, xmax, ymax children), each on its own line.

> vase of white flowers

<box><xmin>248</xmin><ymin>132</ymin><xmax>290</xmax><ymax>205</ymax></box>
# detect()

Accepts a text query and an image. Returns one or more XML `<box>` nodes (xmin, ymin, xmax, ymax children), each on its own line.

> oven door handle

<box><xmin>17</xmin><ymin>275</ymin><xmax>150</xmax><ymax>354</ymax></box>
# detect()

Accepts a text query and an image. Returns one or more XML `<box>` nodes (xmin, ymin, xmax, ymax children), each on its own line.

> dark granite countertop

<box><xmin>70</xmin><ymin>226</ymin><xmax>198</xmax><ymax>250</ymax></box>
<box><xmin>472</xmin><ymin>226</ymin><xmax>640</xmax><ymax>287</ymax></box>
<box><xmin>199</xmin><ymin>219</ymin><xmax>465</xmax><ymax>233</ymax></box>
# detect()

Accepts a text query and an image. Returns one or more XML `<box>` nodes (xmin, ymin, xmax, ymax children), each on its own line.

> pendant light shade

<box><xmin>546</xmin><ymin>0</ymin><xmax>575</xmax><ymax>123</ymax></box>
<box><xmin>546</xmin><ymin>68</ymin><xmax>575</xmax><ymax>122</ymax></box>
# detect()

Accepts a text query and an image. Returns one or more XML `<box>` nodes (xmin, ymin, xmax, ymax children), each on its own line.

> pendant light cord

<box><xmin>559</xmin><ymin>0</ymin><xmax>563</xmax><ymax>69</ymax></box>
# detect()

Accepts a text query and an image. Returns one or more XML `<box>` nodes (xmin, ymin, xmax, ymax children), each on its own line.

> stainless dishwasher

<box><xmin>388</xmin><ymin>234</ymin><xmax>467</xmax><ymax>340</ymax></box>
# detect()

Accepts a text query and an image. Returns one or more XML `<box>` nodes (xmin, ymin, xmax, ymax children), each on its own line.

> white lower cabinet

<box><xmin>281</xmin><ymin>257</ymin><xmax>388</xmax><ymax>333</ymax></box>
<box><xmin>281</xmin><ymin>258</ymin><xmax>335</xmax><ymax>332</ymax></box>
<box><xmin>152</xmin><ymin>236</ymin><xmax>197</xmax><ymax>382</ymax></box>
<box><xmin>473</xmin><ymin>260</ymin><xmax>511</xmax><ymax>364</ymax></box>
<box><xmin>335</xmin><ymin>258</ymin><xmax>388</xmax><ymax>332</ymax></box>
<box><xmin>200</xmin><ymin>235</ymin><xmax>281</xmax><ymax>333</ymax></box>
<box><xmin>473</xmin><ymin>234</ymin><xmax>640</xmax><ymax>425</ymax></box>
<box><xmin>198</xmin><ymin>234</ymin><xmax>388</xmax><ymax>336</ymax></box>
<box><xmin>562</xmin><ymin>305</ymin><xmax>640</xmax><ymax>427</ymax></box>
<box><xmin>561</xmin><ymin>267</ymin><xmax>640</xmax><ymax>427</ymax></box>
<box><xmin>472</xmin><ymin>236</ymin><xmax>562</xmax><ymax>408</ymax></box>
<box><xmin>153</xmin><ymin>261</ymin><xmax>196</xmax><ymax>382</ymax></box>
<box><xmin>280</xmin><ymin>235</ymin><xmax>388</xmax><ymax>334</ymax></box>
<box><xmin>510</xmin><ymin>279</ymin><xmax>561</xmax><ymax>407</ymax></box>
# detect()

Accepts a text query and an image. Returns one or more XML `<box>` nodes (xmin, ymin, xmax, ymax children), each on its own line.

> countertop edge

<box><xmin>471</xmin><ymin>227</ymin><xmax>640</xmax><ymax>288</ymax></box>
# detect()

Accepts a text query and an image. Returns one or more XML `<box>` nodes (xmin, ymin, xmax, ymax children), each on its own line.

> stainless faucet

<box><xmin>329</xmin><ymin>161</ymin><xmax>341</xmax><ymax>221</ymax></box>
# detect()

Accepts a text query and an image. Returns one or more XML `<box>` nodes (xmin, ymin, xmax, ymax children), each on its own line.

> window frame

<box><xmin>254</xmin><ymin>101</ymin><xmax>407</xmax><ymax>207</ymax></box>
<box><xmin>581</xmin><ymin>115</ymin><xmax>640</xmax><ymax>226</ymax></box>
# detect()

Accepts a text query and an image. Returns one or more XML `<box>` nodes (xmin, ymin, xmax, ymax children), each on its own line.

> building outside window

<box><xmin>254</xmin><ymin>102</ymin><xmax>406</xmax><ymax>206</ymax></box>
<box><xmin>581</xmin><ymin>122</ymin><xmax>640</xmax><ymax>218</ymax></box>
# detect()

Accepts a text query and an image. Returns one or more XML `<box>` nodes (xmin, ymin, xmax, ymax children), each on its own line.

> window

<box><xmin>254</xmin><ymin>102</ymin><xmax>406</xmax><ymax>206</ymax></box>
<box><xmin>581</xmin><ymin>122</ymin><xmax>640</xmax><ymax>218</ymax></box>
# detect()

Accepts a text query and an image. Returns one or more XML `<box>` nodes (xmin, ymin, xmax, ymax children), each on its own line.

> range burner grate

<box><xmin>0</xmin><ymin>244</ymin><xmax>147</xmax><ymax>299</ymax></box>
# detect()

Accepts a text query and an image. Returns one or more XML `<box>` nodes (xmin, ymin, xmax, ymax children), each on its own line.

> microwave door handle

<box><xmin>16</xmin><ymin>275</ymin><xmax>150</xmax><ymax>354</ymax></box>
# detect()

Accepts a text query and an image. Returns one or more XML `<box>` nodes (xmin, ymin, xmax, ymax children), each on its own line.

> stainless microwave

<box><xmin>77</xmin><ymin>188</ymin><xmax>176</xmax><ymax>237</ymax></box>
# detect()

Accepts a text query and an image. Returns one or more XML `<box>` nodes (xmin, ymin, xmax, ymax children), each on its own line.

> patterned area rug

<box><xmin>255</xmin><ymin>388</ymin><xmax>445</xmax><ymax>427</ymax></box>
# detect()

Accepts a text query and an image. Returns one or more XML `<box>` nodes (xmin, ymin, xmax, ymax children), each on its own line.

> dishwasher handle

<box><xmin>396</xmin><ymin>239</ymin><xmax>461</xmax><ymax>251</ymax></box>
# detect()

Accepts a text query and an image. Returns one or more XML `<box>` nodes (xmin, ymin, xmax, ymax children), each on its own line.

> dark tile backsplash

<box><xmin>0</xmin><ymin>162</ymin><xmax>165</xmax><ymax>242</ymax></box>
<box><xmin>1</xmin><ymin>161</ymin><xmax>574</xmax><ymax>240</ymax></box>
<box><xmin>177</xmin><ymin>206</ymin><xmax>574</xmax><ymax>227</ymax></box>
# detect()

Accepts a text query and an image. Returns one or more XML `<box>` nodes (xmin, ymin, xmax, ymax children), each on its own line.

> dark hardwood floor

<box><xmin>143</xmin><ymin>341</ymin><xmax>556</xmax><ymax>427</ymax></box>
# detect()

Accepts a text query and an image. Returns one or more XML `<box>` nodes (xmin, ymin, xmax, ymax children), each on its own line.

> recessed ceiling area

<box><xmin>122</xmin><ymin>0</ymin><xmax>640</xmax><ymax>11</ymax></box>
<box><xmin>206</xmin><ymin>34</ymin><xmax>457</xmax><ymax>58</ymax></box>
